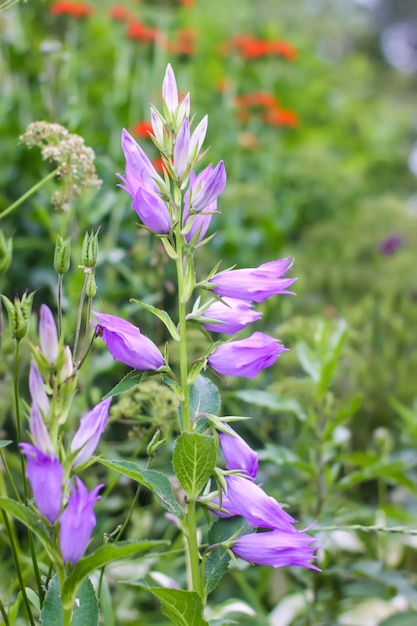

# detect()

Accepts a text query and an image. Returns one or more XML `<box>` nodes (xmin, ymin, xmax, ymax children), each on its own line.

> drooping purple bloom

<box><xmin>173</xmin><ymin>117</ymin><xmax>190</xmax><ymax>178</ymax></box>
<box><xmin>208</xmin><ymin>332</ymin><xmax>287</xmax><ymax>379</ymax></box>
<box><xmin>20</xmin><ymin>443</ymin><xmax>63</xmax><ymax>523</ymax></box>
<box><xmin>39</xmin><ymin>305</ymin><xmax>59</xmax><ymax>364</ymax></box>
<box><xmin>29</xmin><ymin>361</ymin><xmax>49</xmax><ymax>418</ymax></box>
<box><xmin>120</xmin><ymin>128</ymin><xmax>163</xmax><ymax>195</ymax></box>
<box><xmin>92</xmin><ymin>312</ymin><xmax>165</xmax><ymax>371</ymax></box>
<box><xmin>210</xmin><ymin>257</ymin><xmax>296</xmax><ymax>303</ymax></box>
<box><xmin>29</xmin><ymin>404</ymin><xmax>54</xmax><ymax>455</ymax></box>
<box><xmin>212</xmin><ymin>474</ymin><xmax>297</xmax><ymax>531</ymax></box>
<box><xmin>231</xmin><ymin>529</ymin><xmax>320</xmax><ymax>571</ymax></box>
<box><xmin>59</xmin><ymin>477</ymin><xmax>103</xmax><ymax>565</ymax></box>
<box><xmin>162</xmin><ymin>63</ymin><xmax>179</xmax><ymax>114</ymax></box>
<box><xmin>189</xmin><ymin>161</ymin><xmax>226</xmax><ymax>213</ymax></box>
<box><xmin>219</xmin><ymin>424</ymin><xmax>258</xmax><ymax>478</ymax></box>
<box><xmin>201</xmin><ymin>298</ymin><xmax>262</xmax><ymax>336</ymax></box>
<box><xmin>71</xmin><ymin>397</ymin><xmax>112</xmax><ymax>467</ymax></box>
<box><xmin>132</xmin><ymin>186</ymin><xmax>172</xmax><ymax>234</ymax></box>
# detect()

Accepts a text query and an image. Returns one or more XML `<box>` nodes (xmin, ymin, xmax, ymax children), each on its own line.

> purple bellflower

<box><xmin>39</xmin><ymin>305</ymin><xmax>59</xmax><ymax>364</ymax></box>
<box><xmin>132</xmin><ymin>186</ymin><xmax>172</xmax><ymax>234</ymax></box>
<box><xmin>231</xmin><ymin>529</ymin><xmax>320</xmax><ymax>571</ymax></box>
<box><xmin>20</xmin><ymin>443</ymin><xmax>64</xmax><ymax>523</ymax></box>
<box><xmin>210</xmin><ymin>257</ymin><xmax>296</xmax><ymax>303</ymax></box>
<box><xmin>71</xmin><ymin>397</ymin><xmax>112</xmax><ymax>467</ymax></box>
<box><xmin>29</xmin><ymin>361</ymin><xmax>49</xmax><ymax>418</ymax></box>
<box><xmin>93</xmin><ymin>311</ymin><xmax>165</xmax><ymax>371</ymax></box>
<box><xmin>29</xmin><ymin>404</ymin><xmax>54</xmax><ymax>455</ymax></box>
<box><xmin>174</xmin><ymin>117</ymin><xmax>190</xmax><ymax>178</ymax></box>
<box><xmin>120</xmin><ymin>129</ymin><xmax>164</xmax><ymax>195</ymax></box>
<box><xmin>59</xmin><ymin>477</ymin><xmax>103</xmax><ymax>565</ymax></box>
<box><xmin>208</xmin><ymin>332</ymin><xmax>287</xmax><ymax>379</ymax></box>
<box><xmin>182</xmin><ymin>171</ymin><xmax>216</xmax><ymax>244</ymax></box>
<box><xmin>201</xmin><ymin>297</ymin><xmax>262</xmax><ymax>336</ymax></box>
<box><xmin>189</xmin><ymin>162</ymin><xmax>226</xmax><ymax>213</ymax></box>
<box><xmin>219</xmin><ymin>424</ymin><xmax>258</xmax><ymax>478</ymax></box>
<box><xmin>213</xmin><ymin>474</ymin><xmax>297</xmax><ymax>531</ymax></box>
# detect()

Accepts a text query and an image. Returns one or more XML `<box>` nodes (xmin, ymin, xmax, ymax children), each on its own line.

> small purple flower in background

<box><xmin>59</xmin><ymin>477</ymin><xmax>103</xmax><ymax>565</ymax></box>
<box><xmin>20</xmin><ymin>443</ymin><xmax>64</xmax><ymax>523</ymax></box>
<box><xmin>39</xmin><ymin>305</ymin><xmax>59</xmax><ymax>364</ymax></box>
<box><xmin>132</xmin><ymin>186</ymin><xmax>172</xmax><ymax>234</ymax></box>
<box><xmin>71</xmin><ymin>397</ymin><xmax>112</xmax><ymax>467</ymax></box>
<box><xmin>219</xmin><ymin>424</ymin><xmax>258</xmax><ymax>478</ymax></box>
<box><xmin>201</xmin><ymin>297</ymin><xmax>262</xmax><ymax>336</ymax></box>
<box><xmin>92</xmin><ymin>312</ymin><xmax>165</xmax><ymax>371</ymax></box>
<box><xmin>231</xmin><ymin>529</ymin><xmax>320</xmax><ymax>571</ymax></box>
<box><xmin>29</xmin><ymin>405</ymin><xmax>54</xmax><ymax>455</ymax></box>
<box><xmin>208</xmin><ymin>332</ymin><xmax>287</xmax><ymax>379</ymax></box>
<box><xmin>378</xmin><ymin>234</ymin><xmax>403</xmax><ymax>256</ymax></box>
<box><xmin>190</xmin><ymin>162</ymin><xmax>226</xmax><ymax>213</ymax></box>
<box><xmin>212</xmin><ymin>474</ymin><xmax>297</xmax><ymax>531</ymax></box>
<box><xmin>29</xmin><ymin>361</ymin><xmax>49</xmax><ymax>418</ymax></box>
<box><xmin>210</xmin><ymin>257</ymin><xmax>296</xmax><ymax>302</ymax></box>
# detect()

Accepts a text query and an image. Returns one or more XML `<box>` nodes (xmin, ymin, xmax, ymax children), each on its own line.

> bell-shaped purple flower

<box><xmin>208</xmin><ymin>332</ymin><xmax>287</xmax><ymax>379</ymax></box>
<box><xmin>213</xmin><ymin>474</ymin><xmax>297</xmax><ymax>531</ymax></box>
<box><xmin>59</xmin><ymin>477</ymin><xmax>103</xmax><ymax>565</ymax></box>
<box><xmin>219</xmin><ymin>424</ymin><xmax>258</xmax><ymax>478</ymax></box>
<box><xmin>29</xmin><ymin>404</ymin><xmax>54</xmax><ymax>455</ymax></box>
<box><xmin>190</xmin><ymin>161</ymin><xmax>226</xmax><ymax>213</ymax></box>
<box><xmin>20</xmin><ymin>443</ymin><xmax>63</xmax><ymax>523</ymax></box>
<box><xmin>132</xmin><ymin>186</ymin><xmax>172</xmax><ymax>234</ymax></box>
<box><xmin>39</xmin><ymin>305</ymin><xmax>59</xmax><ymax>364</ymax></box>
<box><xmin>29</xmin><ymin>361</ymin><xmax>49</xmax><ymax>418</ymax></box>
<box><xmin>71</xmin><ymin>397</ymin><xmax>112</xmax><ymax>467</ymax></box>
<box><xmin>120</xmin><ymin>129</ymin><xmax>163</xmax><ymax>195</ymax></box>
<box><xmin>231</xmin><ymin>529</ymin><xmax>320</xmax><ymax>571</ymax></box>
<box><xmin>173</xmin><ymin>117</ymin><xmax>190</xmax><ymax>178</ymax></box>
<box><xmin>210</xmin><ymin>257</ymin><xmax>297</xmax><ymax>303</ymax></box>
<box><xmin>92</xmin><ymin>312</ymin><xmax>165</xmax><ymax>371</ymax></box>
<box><xmin>201</xmin><ymin>298</ymin><xmax>262</xmax><ymax>336</ymax></box>
<box><xmin>162</xmin><ymin>63</ymin><xmax>178</xmax><ymax>114</ymax></box>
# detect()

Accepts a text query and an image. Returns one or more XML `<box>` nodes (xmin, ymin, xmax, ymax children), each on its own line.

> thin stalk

<box><xmin>73</xmin><ymin>273</ymin><xmax>88</xmax><ymax>359</ymax></box>
<box><xmin>175</xmin><ymin>228</ymin><xmax>191</xmax><ymax>432</ymax></box>
<box><xmin>0</xmin><ymin>168</ymin><xmax>59</xmax><ymax>221</ymax></box>
<box><xmin>78</xmin><ymin>295</ymin><xmax>93</xmax><ymax>362</ymax></box>
<box><xmin>186</xmin><ymin>499</ymin><xmax>202</xmax><ymax>596</ymax></box>
<box><xmin>57</xmin><ymin>273</ymin><xmax>64</xmax><ymax>337</ymax></box>
<box><xmin>0</xmin><ymin>597</ymin><xmax>9</xmax><ymax>626</ymax></box>
<box><xmin>1</xmin><ymin>512</ymin><xmax>36</xmax><ymax>626</ymax></box>
<box><xmin>0</xmin><ymin>449</ymin><xmax>22</xmax><ymax>502</ymax></box>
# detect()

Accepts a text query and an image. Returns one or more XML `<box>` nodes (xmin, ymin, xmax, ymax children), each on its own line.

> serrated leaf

<box><xmin>0</xmin><ymin>498</ymin><xmax>61</xmax><ymax>563</ymax></box>
<box><xmin>131</xmin><ymin>299</ymin><xmax>180</xmax><ymax>341</ymax></box>
<box><xmin>71</xmin><ymin>578</ymin><xmax>99</xmax><ymax>626</ymax></box>
<box><xmin>98</xmin><ymin>458</ymin><xmax>184</xmax><ymax>518</ymax></box>
<box><xmin>127</xmin><ymin>581</ymin><xmax>208</xmax><ymax>626</ymax></box>
<box><xmin>102</xmin><ymin>370</ymin><xmax>144</xmax><ymax>399</ymax></box>
<box><xmin>172</xmin><ymin>433</ymin><xmax>217</xmax><ymax>499</ymax></box>
<box><xmin>0</xmin><ymin>440</ymin><xmax>12</xmax><ymax>448</ymax></box>
<box><xmin>41</xmin><ymin>575</ymin><xmax>63</xmax><ymax>626</ymax></box>
<box><xmin>178</xmin><ymin>376</ymin><xmax>220</xmax><ymax>426</ymax></box>
<box><xmin>62</xmin><ymin>541</ymin><xmax>166</xmax><ymax>611</ymax></box>
<box><xmin>205</xmin><ymin>518</ymin><xmax>252</xmax><ymax>594</ymax></box>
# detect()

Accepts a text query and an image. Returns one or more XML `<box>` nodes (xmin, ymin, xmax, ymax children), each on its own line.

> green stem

<box><xmin>1</xmin><ymin>511</ymin><xmax>36</xmax><ymax>626</ymax></box>
<box><xmin>57</xmin><ymin>273</ymin><xmax>64</xmax><ymax>338</ymax></box>
<box><xmin>0</xmin><ymin>596</ymin><xmax>9</xmax><ymax>626</ymax></box>
<box><xmin>186</xmin><ymin>499</ymin><xmax>202</xmax><ymax>596</ymax></box>
<box><xmin>13</xmin><ymin>340</ymin><xmax>27</xmax><ymax>501</ymax></box>
<box><xmin>73</xmin><ymin>273</ymin><xmax>88</xmax><ymax>360</ymax></box>
<box><xmin>0</xmin><ymin>168</ymin><xmax>59</xmax><ymax>221</ymax></box>
<box><xmin>175</xmin><ymin>229</ymin><xmax>191</xmax><ymax>432</ymax></box>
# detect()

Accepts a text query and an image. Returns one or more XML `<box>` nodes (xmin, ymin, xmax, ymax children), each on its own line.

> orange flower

<box><xmin>262</xmin><ymin>107</ymin><xmax>299</xmax><ymax>127</ymax></box>
<box><xmin>266</xmin><ymin>39</ymin><xmax>298</xmax><ymax>60</ymax></box>
<box><xmin>126</xmin><ymin>21</ymin><xmax>160</xmax><ymax>42</ymax></box>
<box><xmin>132</xmin><ymin>121</ymin><xmax>153</xmax><ymax>138</ymax></box>
<box><xmin>108</xmin><ymin>5</ymin><xmax>132</xmax><ymax>21</ymax></box>
<box><xmin>50</xmin><ymin>1</ymin><xmax>94</xmax><ymax>17</ymax></box>
<box><xmin>152</xmin><ymin>157</ymin><xmax>166</xmax><ymax>173</ymax></box>
<box><xmin>223</xmin><ymin>33</ymin><xmax>297</xmax><ymax>61</ymax></box>
<box><xmin>235</xmin><ymin>92</ymin><xmax>278</xmax><ymax>109</ymax></box>
<box><xmin>179</xmin><ymin>0</ymin><xmax>195</xmax><ymax>6</ymax></box>
<box><xmin>168</xmin><ymin>28</ymin><xmax>196</xmax><ymax>55</ymax></box>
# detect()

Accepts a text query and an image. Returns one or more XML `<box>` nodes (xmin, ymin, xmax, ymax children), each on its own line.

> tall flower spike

<box><xmin>20</xmin><ymin>443</ymin><xmax>64</xmax><ymax>523</ymax></box>
<box><xmin>71</xmin><ymin>397</ymin><xmax>112</xmax><ymax>467</ymax></box>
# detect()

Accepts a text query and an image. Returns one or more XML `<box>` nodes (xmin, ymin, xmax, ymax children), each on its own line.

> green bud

<box><xmin>81</xmin><ymin>229</ymin><xmax>100</xmax><ymax>269</ymax></box>
<box><xmin>1</xmin><ymin>291</ymin><xmax>34</xmax><ymax>340</ymax></box>
<box><xmin>85</xmin><ymin>272</ymin><xmax>97</xmax><ymax>298</ymax></box>
<box><xmin>147</xmin><ymin>429</ymin><xmax>165</xmax><ymax>457</ymax></box>
<box><xmin>54</xmin><ymin>235</ymin><xmax>71</xmax><ymax>275</ymax></box>
<box><xmin>0</xmin><ymin>231</ymin><xmax>13</xmax><ymax>274</ymax></box>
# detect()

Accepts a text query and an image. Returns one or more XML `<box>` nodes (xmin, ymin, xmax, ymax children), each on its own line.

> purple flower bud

<box><xmin>174</xmin><ymin>118</ymin><xmax>190</xmax><ymax>178</ymax></box>
<box><xmin>190</xmin><ymin>161</ymin><xmax>226</xmax><ymax>213</ymax></box>
<box><xmin>132</xmin><ymin>186</ymin><xmax>172</xmax><ymax>234</ymax></box>
<box><xmin>92</xmin><ymin>312</ymin><xmax>165</xmax><ymax>371</ymax></box>
<box><xmin>190</xmin><ymin>115</ymin><xmax>208</xmax><ymax>157</ymax></box>
<box><xmin>29</xmin><ymin>404</ymin><xmax>54</xmax><ymax>455</ymax></box>
<box><xmin>59</xmin><ymin>346</ymin><xmax>74</xmax><ymax>383</ymax></box>
<box><xmin>208</xmin><ymin>332</ymin><xmax>287</xmax><ymax>379</ymax></box>
<box><xmin>150</xmin><ymin>107</ymin><xmax>164</xmax><ymax>145</ymax></box>
<box><xmin>176</xmin><ymin>92</ymin><xmax>190</xmax><ymax>126</ymax></box>
<box><xmin>20</xmin><ymin>443</ymin><xmax>63</xmax><ymax>523</ymax></box>
<box><xmin>201</xmin><ymin>298</ymin><xmax>262</xmax><ymax>336</ymax></box>
<box><xmin>210</xmin><ymin>257</ymin><xmax>297</xmax><ymax>303</ymax></box>
<box><xmin>39</xmin><ymin>305</ymin><xmax>59</xmax><ymax>364</ymax></box>
<box><xmin>182</xmin><ymin>183</ymin><xmax>215</xmax><ymax>244</ymax></box>
<box><xmin>213</xmin><ymin>474</ymin><xmax>297</xmax><ymax>531</ymax></box>
<box><xmin>59</xmin><ymin>477</ymin><xmax>103</xmax><ymax>565</ymax></box>
<box><xmin>120</xmin><ymin>129</ymin><xmax>163</xmax><ymax>194</ymax></box>
<box><xmin>219</xmin><ymin>424</ymin><xmax>258</xmax><ymax>478</ymax></box>
<box><xmin>162</xmin><ymin>63</ymin><xmax>178</xmax><ymax>114</ymax></box>
<box><xmin>29</xmin><ymin>361</ymin><xmax>49</xmax><ymax>418</ymax></box>
<box><xmin>232</xmin><ymin>529</ymin><xmax>320</xmax><ymax>571</ymax></box>
<box><xmin>71</xmin><ymin>397</ymin><xmax>112</xmax><ymax>467</ymax></box>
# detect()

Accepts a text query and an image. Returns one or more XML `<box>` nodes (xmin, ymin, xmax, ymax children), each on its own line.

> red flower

<box><xmin>179</xmin><ymin>0</ymin><xmax>195</xmax><ymax>5</ymax></box>
<box><xmin>108</xmin><ymin>5</ymin><xmax>132</xmax><ymax>21</ymax></box>
<box><xmin>132</xmin><ymin>121</ymin><xmax>153</xmax><ymax>138</ymax></box>
<box><xmin>168</xmin><ymin>28</ymin><xmax>196</xmax><ymax>56</ymax></box>
<box><xmin>266</xmin><ymin>39</ymin><xmax>298</xmax><ymax>60</ymax></box>
<box><xmin>262</xmin><ymin>107</ymin><xmax>299</xmax><ymax>127</ymax></box>
<box><xmin>50</xmin><ymin>1</ymin><xmax>94</xmax><ymax>17</ymax></box>
<box><xmin>152</xmin><ymin>157</ymin><xmax>166</xmax><ymax>173</ymax></box>
<box><xmin>127</xmin><ymin>20</ymin><xmax>160</xmax><ymax>42</ymax></box>
<box><xmin>223</xmin><ymin>33</ymin><xmax>297</xmax><ymax>61</ymax></box>
<box><xmin>235</xmin><ymin>92</ymin><xmax>278</xmax><ymax>109</ymax></box>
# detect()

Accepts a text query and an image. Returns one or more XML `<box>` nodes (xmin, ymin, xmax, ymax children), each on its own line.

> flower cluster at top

<box><xmin>21</xmin><ymin>305</ymin><xmax>111</xmax><ymax>565</ymax></box>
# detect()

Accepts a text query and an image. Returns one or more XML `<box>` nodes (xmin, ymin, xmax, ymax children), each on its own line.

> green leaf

<box><xmin>62</xmin><ymin>541</ymin><xmax>166</xmax><ymax>611</ymax></box>
<box><xmin>179</xmin><ymin>375</ymin><xmax>220</xmax><ymax>423</ymax></box>
<box><xmin>296</xmin><ymin>341</ymin><xmax>320</xmax><ymax>383</ymax></box>
<box><xmin>127</xmin><ymin>581</ymin><xmax>208</xmax><ymax>626</ymax></box>
<box><xmin>380</xmin><ymin>613</ymin><xmax>417</xmax><ymax>626</ymax></box>
<box><xmin>205</xmin><ymin>518</ymin><xmax>252</xmax><ymax>594</ymax></box>
<box><xmin>0</xmin><ymin>498</ymin><xmax>61</xmax><ymax>562</ymax></box>
<box><xmin>98</xmin><ymin>458</ymin><xmax>184</xmax><ymax>518</ymax></box>
<box><xmin>131</xmin><ymin>299</ymin><xmax>180</xmax><ymax>341</ymax></box>
<box><xmin>172</xmin><ymin>432</ymin><xmax>217</xmax><ymax>498</ymax></box>
<box><xmin>71</xmin><ymin>578</ymin><xmax>99</xmax><ymax>626</ymax></box>
<box><xmin>41</xmin><ymin>575</ymin><xmax>63</xmax><ymax>626</ymax></box>
<box><xmin>102</xmin><ymin>370</ymin><xmax>144</xmax><ymax>399</ymax></box>
<box><xmin>0</xmin><ymin>440</ymin><xmax>12</xmax><ymax>448</ymax></box>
